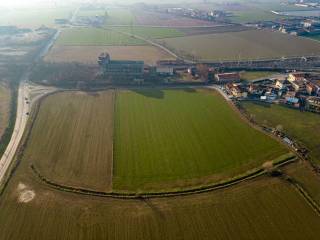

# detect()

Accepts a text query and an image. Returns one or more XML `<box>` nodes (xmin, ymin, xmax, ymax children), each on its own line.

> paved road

<box><xmin>0</xmin><ymin>79</ymin><xmax>30</xmax><ymax>183</ymax></box>
<box><xmin>206</xmin><ymin>85</ymin><xmax>231</xmax><ymax>101</ymax></box>
<box><xmin>0</xmin><ymin>31</ymin><xmax>60</xmax><ymax>185</ymax></box>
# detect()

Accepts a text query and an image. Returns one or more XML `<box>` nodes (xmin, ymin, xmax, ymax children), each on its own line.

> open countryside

<box><xmin>162</xmin><ymin>29</ymin><xmax>320</xmax><ymax>61</ymax></box>
<box><xmin>241</xmin><ymin>102</ymin><xmax>320</xmax><ymax>164</ymax></box>
<box><xmin>25</xmin><ymin>91</ymin><xmax>114</xmax><ymax>192</ymax></box>
<box><xmin>2</xmin><ymin>0</ymin><xmax>320</xmax><ymax>239</ymax></box>
<box><xmin>114</xmin><ymin>89</ymin><xmax>288</xmax><ymax>191</ymax></box>
<box><xmin>45</xmin><ymin>45</ymin><xmax>175</xmax><ymax>65</ymax></box>
<box><xmin>57</xmin><ymin>28</ymin><xmax>146</xmax><ymax>46</ymax></box>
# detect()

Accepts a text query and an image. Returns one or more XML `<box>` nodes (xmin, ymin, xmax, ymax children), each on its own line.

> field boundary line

<box><xmin>281</xmin><ymin>173</ymin><xmax>320</xmax><ymax>216</ymax></box>
<box><xmin>30</xmin><ymin>156</ymin><xmax>296</xmax><ymax>199</ymax></box>
<box><xmin>110</xmin><ymin>89</ymin><xmax>116</xmax><ymax>191</ymax></box>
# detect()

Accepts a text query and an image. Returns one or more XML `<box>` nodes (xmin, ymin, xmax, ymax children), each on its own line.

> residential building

<box><xmin>288</xmin><ymin>72</ymin><xmax>306</xmax><ymax>82</ymax></box>
<box><xmin>307</xmin><ymin>97</ymin><xmax>320</xmax><ymax>113</ymax></box>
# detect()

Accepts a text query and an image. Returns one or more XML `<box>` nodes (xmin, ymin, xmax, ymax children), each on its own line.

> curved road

<box><xmin>0</xmin><ymin>31</ymin><xmax>60</xmax><ymax>185</ymax></box>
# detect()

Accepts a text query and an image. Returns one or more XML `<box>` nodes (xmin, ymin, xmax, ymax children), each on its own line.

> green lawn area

<box><xmin>110</xmin><ymin>26</ymin><xmax>185</xmax><ymax>39</ymax></box>
<box><xmin>241</xmin><ymin>102</ymin><xmax>320</xmax><ymax>164</ymax></box>
<box><xmin>57</xmin><ymin>27</ymin><xmax>146</xmax><ymax>46</ymax></box>
<box><xmin>113</xmin><ymin>89</ymin><xmax>288</xmax><ymax>191</ymax></box>
<box><xmin>240</xmin><ymin>71</ymin><xmax>276</xmax><ymax>81</ymax></box>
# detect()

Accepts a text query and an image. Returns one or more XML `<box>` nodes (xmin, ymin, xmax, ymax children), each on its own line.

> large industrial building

<box><xmin>98</xmin><ymin>53</ymin><xmax>144</xmax><ymax>81</ymax></box>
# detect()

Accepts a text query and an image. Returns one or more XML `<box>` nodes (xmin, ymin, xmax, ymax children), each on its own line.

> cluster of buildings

<box><xmin>289</xmin><ymin>0</ymin><xmax>320</xmax><ymax>8</ymax></box>
<box><xmin>98</xmin><ymin>53</ymin><xmax>144</xmax><ymax>82</ymax></box>
<box><xmin>164</xmin><ymin>8</ymin><xmax>227</xmax><ymax>22</ymax></box>
<box><xmin>223</xmin><ymin>71</ymin><xmax>320</xmax><ymax>113</ymax></box>
<box><xmin>254</xmin><ymin>18</ymin><xmax>320</xmax><ymax>36</ymax></box>
<box><xmin>98</xmin><ymin>53</ymin><xmax>179</xmax><ymax>84</ymax></box>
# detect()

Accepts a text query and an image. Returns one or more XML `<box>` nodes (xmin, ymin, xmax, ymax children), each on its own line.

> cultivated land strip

<box><xmin>3</xmin><ymin>87</ymin><xmax>293</xmax><ymax>196</ymax></box>
<box><xmin>30</xmin><ymin>152</ymin><xmax>297</xmax><ymax>199</ymax></box>
<box><xmin>284</xmin><ymin>174</ymin><xmax>320</xmax><ymax>216</ymax></box>
<box><xmin>103</xmin><ymin>27</ymin><xmax>186</xmax><ymax>62</ymax></box>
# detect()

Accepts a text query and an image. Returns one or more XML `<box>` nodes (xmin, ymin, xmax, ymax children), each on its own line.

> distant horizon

<box><xmin>0</xmin><ymin>0</ymin><xmax>212</xmax><ymax>8</ymax></box>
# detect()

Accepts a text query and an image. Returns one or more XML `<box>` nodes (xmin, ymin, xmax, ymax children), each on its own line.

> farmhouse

<box><xmin>98</xmin><ymin>53</ymin><xmax>144</xmax><ymax>80</ymax></box>
<box><xmin>215</xmin><ymin>72</ymin><xmax>240</xmax><ymax>83</ymax></box>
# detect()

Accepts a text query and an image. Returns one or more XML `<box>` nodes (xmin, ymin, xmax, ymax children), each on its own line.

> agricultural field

<box><xmin>177</xmin><ymin>25</ymin><xmax>251</xmax><ymax>36</ymax></box>
<box><xmin>228</xmin><ymin>10</ymin><xmax>283</xmax><ymax>23</ymax></box>
<box><xmin>57</xmin><ymin>28</ymin><xmax>146</xmax><ymax>46</ymax></box>
<box><xmin>0</xmin><ymin>84</ymin><xmax>11</xmax><ymax>139</ymax></box>
<box><xmin>45</xmin><ymin>45</ymin><xmax>174</xmax><ymax>65</ymax></box>
<box><xmin>114</xmin><ymin>89</ymin><xmax>288</xmax><ymax>191</ymax></box>
<box><xmin>161</xmin><ymin>29</ymin><xmax>320</xmax><ymax>61</ymax></box>
<box><xmin>240</xmin><ymin>71</ymin><xmax>277</xmax><ymax>81</ymax></box>
<box><xmin>24</xmin><ymin>91</ymin><xmax>114</xmax><ymax>192</ymax></box>
<box><xmin>240</xmin><ymin>102</ymin><xmax>320</xmax><ymax>164</ymax></box>
<box><xmin>0</xmin><ymin>7</ymin><xmax>73</xmax><ymax>29</ymax></box>
<box><xmin>1</xmin><ymin>165</ymin><xmax>320</xmax><ymax>239</ymax></box>
<box><xmin>132</xmin><ymin>9</ymin><xmax>218</xmax><ymax>27</ymax></box>
<box><xmin>1</xmin><ymin>88</ymin><xmax>320</xmax><ymax>239</ymax></box>
<box><xmin>110</xmin><ymin>26</ymin><xmax>185</xmax><ymax>39</ymax></box>
<box><xmin>105</xmin><ymin>8</ymin><xmax>136</xmax><ymax>25</ymax></box>
<box><xmin>284</xmin><ymin>161</ymin><xmax>320</xmax><ymax>205</ymax></box>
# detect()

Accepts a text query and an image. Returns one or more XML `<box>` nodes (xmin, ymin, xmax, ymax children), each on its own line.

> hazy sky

<box><xmin>0</xmin><ymin>0</ymin><xmax>55</xmax><ymax>7</ymax></box>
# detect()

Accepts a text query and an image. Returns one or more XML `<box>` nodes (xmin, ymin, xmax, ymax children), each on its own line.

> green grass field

<box><xmin>162</xmin><ymin>29</ymin><xmax>320</xmax><ymax>61</ymax></box>
<box><xmin>114</xmin><ymin>89</ymin><xmax>288</xmax><ymax>191</ymax></box>
<box><xmin>241</xmin><ymin>102</ymin><xmax>320</xmax><ymax>164</ymax></box>
<box><xmin>228</xmin><ymin>10</ymin><xmax>281</xmax><ymax>23</ymax></box>
<box><xmin>24</xmin><ymin>91</ymin><xmax>114</xmax><ymax>191</ymax></box>
<box><xmin>240</xmin><ymin>71</ymin><xmax>277</xmax><ymax>81</ymax></box>
<box><xmin>110</xmin><ymin>26</ymin><xmax>185</xmax><ymax>39</ymax></box>
<box><xmin>57</xmin><ymin>27</ymin><xmax>146</xmax><ymax>46</ymax></box>
<box><xmin>1</xmin><ymin>89</ymin><xmax>320</xmax><ymax>239</ymax></box>
<box><xmin>0</xmin><ymin>84</ymin><xmax>10</xmax><ymax>139</ymax></box>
